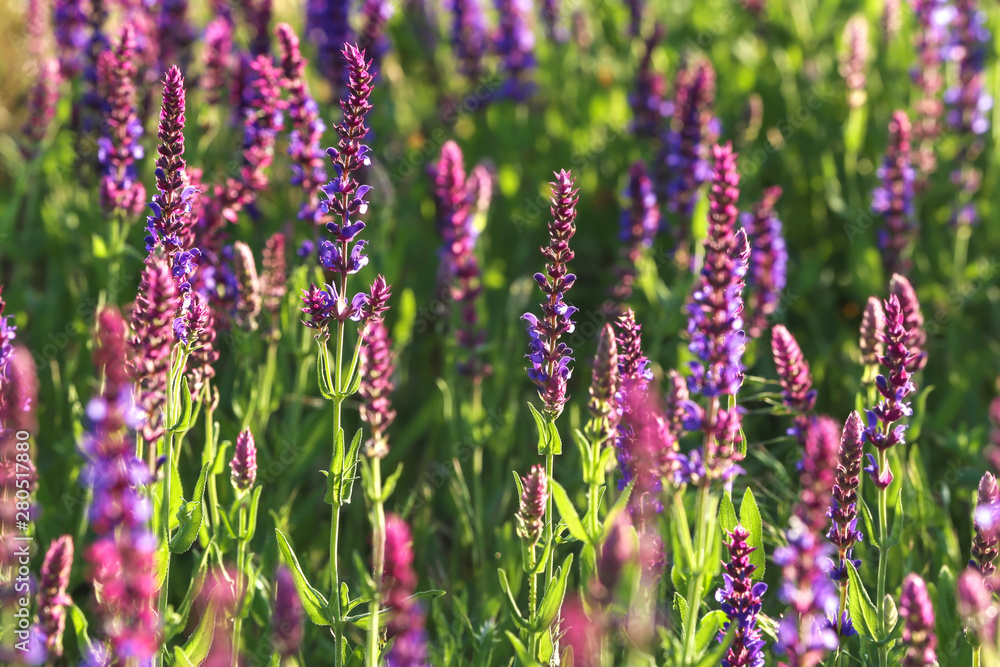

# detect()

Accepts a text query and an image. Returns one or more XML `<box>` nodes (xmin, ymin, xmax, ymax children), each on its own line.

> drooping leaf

<box><xmin>274</xmin><ymin>528</ymin><xmax>331</xmax><ymax>626</ymax></box>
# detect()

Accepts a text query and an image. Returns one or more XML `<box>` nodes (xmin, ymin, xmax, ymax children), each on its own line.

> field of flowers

<box><xmin>1</xmin><ymin>0</ymin><xmax>1000</xmax><ymax>665</ymax></box>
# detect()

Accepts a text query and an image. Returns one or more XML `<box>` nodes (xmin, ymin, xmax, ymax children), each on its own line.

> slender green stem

<box><xmin>328</xmin><ymin>319</ymin><xmax>347</xmax><ymax>667</ymax></box>
<box><xmin>876</xmin><ymin>448</ymin><xmax>889</xmax><ymax>667</ymax></box>
<box><xmin>544</xmin><ymin>452</ymin><xmax>555</xmax><ymax>583</ymax></box>
<box><xmin>206</xmin><ymin>398</ymin><xmax>220</xmax><ymax>532</ymax></box>
<box><xmin>973</xmin><ymin>646</ymin><xmax>981</xmax><ymax>667</ymax></box>
<box><xmin>367</xmin><ymin>457</ymin><xmax>386</xmax><ymax>667</ymax></box>
<box><xmin>527</xmin><ymin>548</ymin><xmax>539</xmax><ymax>658</ymax></box>
<box><xmin>232</xmin><ymin>502</ymin><xmax>247</xmax><ymax>667</ymax></box>
<box><xmin>681</xmin><ymin>483</ymin><xmax>709</xmax><ymax>666</ymax></box>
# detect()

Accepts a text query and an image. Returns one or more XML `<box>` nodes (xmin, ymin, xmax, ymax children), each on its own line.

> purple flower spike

<box><xmin>900</xmin><ymin>574</ymin><xmax>937</xmax><ymax>667</ymax></box>
<box><xmin>840</xmin><ymin>15</ymin><xmax>870</xmax><ymax>109</ymax></box>
<box><xmin>358</xmin><ymin>0</ymin><xmax>394</xmax><ymax>75</ymax></box>
<box><xmin>587</xmin><ymin>323</ymin><xmax>620</xmax><ymax>443</ymax></box>
<box><xmin>859</xmin><ymin>296</ymin><xmax>885</xmax><ymax>367</ymax></box>
<box><xmin>276</xmin><ymin>23</ymin><xmax>328</xmax><ymax>223</ymax></box>
<box><xmin>359</xmin><ymin>318</ymin><xmax>396</xmax><ymax>459</ymax></box>
<box><xmin>862</xmin><ymin>295</ymin><xmax>917</xmax><ymax>454</ymax></box>
<box><xmin>612</xmin><ymin>162</ymin><xmax>660</xmax><ymax>306</ymax></box>
<box><xmin>658</xmin><ymin>57</ymin><xmax>718</xmax><ymax>247</ymax></box>
<box><xmin>972</xmin><ymin>472</ymin><xmax>1000</xmax><ymax>575</ymax></box>
<box><xmin>233</xmin><ymin>241</ymin><xmax>262</xmax><ymax>331</ymax></box>
<box><xmin>81</xmin><ymin>308</ymin><xmax>160</xmax><ymax>662</ymax></box>
<box><xmin>450</xmin><ymin>0</ymin><xmax>489</xmax><ymax>80</ymax></box>
<box><xmin>774</xmin><ymin>517</ymin><xmax>840</xmax><ymax>666</ymax></box>
<box><xmin>129</xmin><ymin>254</ymin><xmax>179</xmax><ymax>442</ymax></box>
<box><xmin>54</xmin><ymin>0</ymin><xmax>89</xmax><ymax>79</ymax></box>
<box><xmin>743</xmin><ymin>186</ymin><xmax>787</xmax><ymax>339</ymax></box>
<box><xmin>157</xmin><ymin>0</ymin><xmax>195</xmax><ymax>74</ymax></box>
<box><xmin>494</xmin><ymin>0</ymin><xmax>536</xmax><ymax>100</ymax></box>
<box><xmin>184</xmin><ymin>293</ymin><xmax>219</xmax><ymax>399</ymax></box>
<box><xmin>202</xmin><ymin>18</ymin><xmax>233</xmax><ymax>107</ymax></box>
<box><xmin>20</xmin><ymin>59</ymin><xmax>61</xmax><ymax>158</ymax></box>
<box><xmin>630</xmin><ymin>24</ymin><xmax>668</xmax><ymax>140</ymax></box>
<box><xmin>795</xmin><ymin>416</ymin><xmax>840</xmax><ymax>536</ymax></box>
<box><xmin>37</xmin><ymin>535</ymin><xmax>74</xmax><ymax>659</ymax></box>
<box><xmin>717</xmin><ymin>525</ymin><xmax>767</xmax><ymax>667</ymax></box>
<box><xmin>230</xmin><ymin>427</ymin><xmax>258</xmax><ymax>492</ymax></box>
<box><xmin>306</xmin><ymin>0</ymin><xmax>353</xmax><ymax>99</ymax></box>
<box><xmin>516</xmin><ymin>464</ymin><xmax>548</xmax><ymax>546</ymax></box>
<box><xmin>524</xmin><ymin>170</ymin><xmax>579</xmax><ymax>419</ymax></box>
<box><xmin>888</xmin><ymin>274</ymin><xmax>927</xmax><ymax>372</ymax></box>
<box><xmin>771</xmin><ymin>324</ymin><xmax>817</xmax><ymax>442</ymax></box>
<box><xmin>98</xmin><ymin>23</ymin><xmax>146</xmax><ymax>216</ymax></box>
<box><xmin>273</xmin><ymin>566</ymin><xmax>304</xmax><ymax>658</ymax></box>
<box><xmin>827</xmin><ymin>412</ymin><xmax>865</xmax><ymax>580</ymax></box>
<box><xmin>687</xmin><ymin>143</ymin><xmax>749</xmax><ymax>400</ymax></box>
<box><xmin>947</xmin><ymin>0</ymin><xmax>992</xmax><ymax>141</ymax></box>
<box><xmin>873</xmin><ymin>112</ymin><xmax>916</xmax><ymax>275</ymax></box>
<box><xmin>261</xmin><ymin>233</ymin><xmax>288</xmax><ymax>317</ymax></box>
<box><xmin>910</xmin><ymin>0</ymin><xmax>947</xmax><ymax>182</ymax></box>
<box><xmin>145</xmin><ymin>65</ymin><xmax>193</xmax><ymax>255</ymax></box>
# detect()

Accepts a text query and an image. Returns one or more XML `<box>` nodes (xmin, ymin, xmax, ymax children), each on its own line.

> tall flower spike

<box><xmin>743</xmin><ymin>185</ymin><xmax>787</xmax><ymax>338</ymax></box>
<box><xmin>910</xmin><ymin>0</ymin><xmax>947</xmax><ymax>182</ymax></box>
<box><xmin>202</xmin><ymin>18</ymin><xmax>233</xmax><ymax>107</ymax></box>
<box><xmin>20</xmin><ymin>59</ymin><xmax>61</xmax><ymax>158</ymax></box>
<box><xmin>899</xmin><ymin>574</ymin><xmax>937</xmax><ymax>667</ymax></box>
<box><xmin>494</xmin><ymin>0</ymin><xmax>536</xmax><ymax>100</ymax></box>
<box><xmin>630</xmin><ymin>23</ymin><xmax>667</xmax><ymax>140</ymax></box>
<box><xmin>612</xmin><ymin>162</ymin><xmax>660</xmax><ymax>306</ymax></box>
<box><xmin>771</xmin><ymin>324</ymin><xmax>817</xmax><ymax>441</ymax></box>
<box><xmin>827</xmin><ymin>412</ymin><xmax>865</xmax><ymax>582</ymax></box>
<box><xmin>129</xmin><ymin>253</ymin><xmax>179</xmax><ymax>442</ymax></box>
<box><xmin>261</xmin><ymin>232</ymin><xmax>288</xmax><ymax>317</ymax></box>
<box><xmin>316</xmin><ymin>44</ymin><xmax>375</xmax><ymax>277</ymax></box>
<box><xmin>859</xmin><ymin>296</ymin><xmax>885</xmax><ymax>368</ymax></box>
<box><xmin>516</xmin><ymin>464</ymin><xmax>548</xmax><ymax>546</ymax></box>
<box><xmin>957</xmin><ymin>568</ymin><xmax>998</xmax><ymax>646</ymax></box>
<box><xmin>862</xmin><ymin>295</ymin><xmax>916</xmax><ymax>489</ymax></box>
<box><xmin>306</xmin><ymin>0</ymin><xmax>353</xmax><ymax>99</ymax></box>
<box><xmin>54</xmin><ymin>0</ymin><xmax>89</xmax><ymax>78</ymax></box>
<box><xmin>450</xmin><ymin>0</ymin><xmax>489</xmax><ymax>80</ymax></box>
<box><xmin>523</xmin><ymin>170</ymin><xmax>578</xmax><ymax>419</ymax></box>
<box><xmin>873</xmin><ymin>112</ymin><xmax>916</xmax><ymax>276</ymax></box>
<box><xmin>586</xmin><ymin>323</ymin><xmax>619</xmax><ymax>445</ymax></box>
<box><xmin>972</xmin><ymin>472</ymin><xmax>999</xmax><ymax>575</ymax></box>
<box><xmin>98</xmin><ymin>22</ymin><xmax>146</xmax><ymax>216</ymax></box>
<box><xmin>233</xmin><ymin>241</ymin><xmax>262</xmax><ymax>331</ymax></box>
<box><xmin>840</xmin><ymin>15</ymin><xmax>870</xmax><ymax>110</ymax></box>
<box><xmin>82</xmin><ymin>308</ymin><xmax>160</xmax><ymax>661</ymax></box>
<box><xmin>359</xmin><ymin>319</ymin><xmax>396</xmax><ymax>459</ymax></box>
<box><xmin>382</xmin><ymin>515</ymin><xmax>428</xmax><ymax>666</ymax></box>
<box><xmin>184</xmin><ymin>293</ymin><xmax>219</xmax><ymax>398</ymax></box>
<box><xmin>687</xmin><ymin>143</ymin><xmax>749</xmax><ymax>400</ymax></box>
<box><xmin>663</xmin><ymin>369</ymin><xmax>689</xmax><ymax>438</ymax></box>
<box><xmin>794</xmin><ymin>416</ymin><xmax>840</xmax><ymax>535</ymax></box>
<box><xmin>717</xmin><ymin>525</ymin><xmax>767</xmax><ymax>667</ymax></box>
<box><xmin>37</xmin><ymin>535</ymin><xmax>74</xmax><ymax>659</ymax></box>
<box><xmin>889</xmin><ymin>273</ymin><xmax>927</xmax><ymax>372</ymax></box>
<box><xmin>276</xmin><ymin>22</ymin><xmax>328</xmax><ymax>224</ymax></box>
<box><xmin>273</xmin><ymin>566</ymin><xmax>304</xmax><ymax>658</ymax></box>
<box><xmin>230</xmin><ymin>428</ymin><xmax>258</xmax><ymax>493</ymax></box>
<box><xmin>659</xmin><ymin>57</ymin><xmax>718</xmax><ymax>247</ymax></box>
<box><xmin>947</xmin><ymin>0</ymin><xmax>991</xmax><ymax>139</ymax></box>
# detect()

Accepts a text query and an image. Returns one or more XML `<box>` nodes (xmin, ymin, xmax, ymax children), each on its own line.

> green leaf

<box><xmin>547</xmin><ymin>419</ymin><xmax>563</xmax><ymax>456</ymax></box>
<box><xmin>496</xmin><ymin>568</ymin><xmax>531</xmax><ymax>631</ymax></box>
<box><xmin>317</xmin><ymin>341</ymin><xmax>335</xmax><ymax>399</ymax></box>
<box><xmin>178</xmin><ymin>598</ymin><xmax>218</xmax><ymax>663</ymax></box>
<box><xmin>673</xmin><ymin>592</ymin><xmax>689</xmax><ymax>628</ymax></box>
<box><xmin>527</xmin><ymin>402</ymin><xmax>551</xmax><ymax>456</ymax></box>
<box><xmin>381</xmin><ymin>462</ymin><xmax>405</xmax><ymax>503</ymax></box>
<box><xmin>536</xmin><ymin>554</ymin><xmax>574</xmax><ymax>630</ymax></box>
<box><xmin>340</xmin><ymin>428</ymin><xmax>364</xmax><ymax>504</ymax></box>
<box><xmin>409</xmin><ymin>589</ymin><xmax>447</xmax><ymax>602</ymax></box>
<box><xmin>168</xmin><ymin>377</ymin><xmax>194</xmax><ymax>433</ymax></box>
<box><xmin>846</xmin><ymin>560</ymin><xmax>879</xmax><ymax>640</ymax></box>
<box><xmin>92</xmin><ymin>234</ymin><xmax>108</xmax><ymax>258</ymax></box>
<box><xmin>243</xmin><ymin>485</ymin><xmax>264</xmax><ymax>543</ymax></box>
<box><xmin>740</xmin><ymin>487</ymin><xmax>765</xmax><ymax>580</ymax></box>
<box><xmin>274</xmin><ymin>528</ymin><xmax>331</xmax><ymax>626</ymax></box>
<box><xmin>694</xmin><ymin>610</ymin><xmax>728</xmax><ymax>656</ymax></box>
<box><xmin>695</xmin><ymin>623</ymin><xmax>735</xmax><ymax>667</ymax></box>
<box><xmin>68</xmin><ymin>604</ymin><xmax>94</xmax><ymax>654</ymax></box>
<box><xmin>169</xmin><ymin>463</ymin><xmax>211</xmax><ymax>553</ymax></box>
<box><xmin>504</xmin><ymin>631</ymin><xmax>541</xmax><ymax>666</ymax></box>
<box><xmin>347</xmin><ymin>608</ymin><xmax>390</xmax><ymax>631</ymax></box>
<box><xmin>345</xmin><ymin>365</ymin><xmax>363</xmax><ymax>396</ymax></box>
<box><xmin>550</xmin><ymin>480</ymin><xmax>589</xmax><ymax>543</ymax></box>
<box><xmin>859</xmin><ymin>495</ymin><xmax>878</xmax><ymax>549</ymax></box>
<box><xmin>718</xmin><ymin>492</ymin><xmax>737</xmax><ymax>535</ymax></box>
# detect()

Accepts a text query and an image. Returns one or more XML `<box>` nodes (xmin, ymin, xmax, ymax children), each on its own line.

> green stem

<box><xmin>973</xmin><ymin>646</ymin><xmax>981</xmax><ymax>667</ymax></box>
<box><xmin>527</xmin><ymin>549</ymin><xmax>539</xmax><ymax>658</ymax></box>
<box><xmin>680</xmin><ymin>483</ymin><xmax>709</xmax><ymax>666</ymax></box>
<box><xmin>544</xmin><ymin>452</ymin><xmax>555</xmax><ymax>584</ymax></box>
<box><xmin>232</xmin><ymin>503</ymin><xmax>247</xmax><ymax>667</ymax></box>
<box><xmin>329</xmin><ymin>319</ymin><xmax>347</xmax><ymax>667</ymax></box>
<box><xmin>367</xmin><ymin>457</ymin><xmax>386</xmax><ymax>667</ymax></box>
<box><xmin>206</xmin><ymin>398</ymin><xmax>220</xmax><ymax>532</ymax></box>
<box><xmin>876</xmin><ymin>448</ymin><xmax>889</xmax><ymax>667</ymax></box>
<box><xmin>952</xmin><ymin>223</ymin><xmax>971</xmax><ymax>291</ymax></box>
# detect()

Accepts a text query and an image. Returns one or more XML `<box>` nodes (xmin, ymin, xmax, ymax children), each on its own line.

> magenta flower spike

<box><xmin>860</xmin><ymin>296</ymin><xmax>886</xmax><ymax>368</ymax></box>
<box><xmin>523</xmin><ymin>170</ymin><xmax>579</xmax><ymax>420</ymax></box>
<box><xmin>382</xmin><ymin>515</ymin><xmax>428</xmax><ymax>665</ymax></box>
<box><xmin>359</xmin><ymin>318</ymin><xmax>397</xmax><ymax>459</ymax></box>
<box><xmin>899</xmin><ymin>574</ymin><xmax>938</xmax><ymax>666</ymax></box>
<box><xmin>261</xmin><ymin>232</ymin><xmax>288</xmax><ymax>317</ymax></box>
<box><xmin>972</xmin><ymin>472</ymin><xmax>999</xmax><ymax>575</ymax></box>
<box><xmin>21</xmin><ymin>59</ymin><xmax>61</xmax><ymax>158</ymax></box>
<box><xmin>37</xmin><ymin>535</ymin><xmax>75</xmax><ymax>659</ymax></box>
<box><xmin>743</xmin><ymin>186</ymin><xmax>787</xmax><ymax>339</ymax></box>
<box><xmin>888</xmin><ymin>273</ymin><xmax>927</xmax><ymax>372</ymax></box>
<box><xmin>771</xmin><ymin>324</ymin><xmax>817</xmax><ymax>442</ymax></box>
<box><xmin>840</xmin><ymin>15</ymin><xmax>870</xmax><ymax>109</ymax></box>
<box><xmin>273</xmin><ymin>566</ymin><xmax>304</xmax><ymax>657</ymax></box>
<box><xmin>794</xmin><ymin>416</ymin><xmax>840</xmax><ymax>535</ymax></box>
<box><xmin>717</xmin><ymin>525</ymin><xmax>767</xmax><ymax>667</ymax></box>
<box><xmin>202</xmin><ymin>18</ymin><xmax>233</xmax><ymax>107</ymax></box>
<box><xmin>230</xmin><ymin>427</ymin><xmax>258</xmax><ymax>493</ymax></box>
<box><xmin>827</xmin><ymin>412</ymin><xmax>865</xmax><ymax>587</ymax></box>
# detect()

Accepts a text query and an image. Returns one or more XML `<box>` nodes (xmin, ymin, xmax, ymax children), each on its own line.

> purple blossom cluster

<box><xmin>516</xmin><ymin>464</ymin><xmax>548</xmax><ymax>545</ymax></box>
<box><xmin>826</xmin><ymin>412</ymin><xmax>865</xmax><ymax>586</ymax></box>
<box><xmin>494</xmin><ymin>0</ymin><xmax>536</xmax><ymax>100</ymax></box>
<box><xmin>272</xmin><ymin>566</ymin><xmax>305</xmax><ymax>658</ymax></box>
<box><xmin>230</xmin><ymin>427</ymin><xmax>258</xmax><ymax>492</ymax></box>
<box><xmin>306</xmin><ymin>0</ymin><xmax>353</xmax><ymax>98</ymax></box>
<box><xmin>612</xmin><ymin>162</ymin><xmax>660</xmax><ymax>307</ymax></box>
<box><xmin>97</xmin><ymin>23</ymin><xmax>146</xmax><ymax>217</ymax></box>
<box><xmin>359</xmin><ymin>319</ymin><xmax>397</xmax><ymax>458</ymax></box>
<box><xmin>946</xmin><ymin>0</ymin><xmax>992</xmax><ymax>138</ymax></box>
<box><xmin>743</xmin><ymin>186</ymin><xmax>787</xmax><ymax>339</ymax></box>
<box><xmin>523</xmin><ymin>170</ymin><xmax>579</xmax><ymax>419</ymax></box>
<box><xmin>972</xmin><ymin>472</ymin><xmax>999</xmax><ymax>575</ymax></box>
<box><xmin>630</xmin><ymin>24</ymin><xmax>668</xmax><ymax>140</ymax></box>
<box><xmin>794</xmin><ymin>417</ymin><xmax>839</xmax><ymax>536</ymax></box>
<box><xmin>202</xmin><ymin>18</ymin><xmax>233</xmax><ymax>107</ymax></box>
<box><xmin>873</xmin><ymin>112</ymin><xmax>916</xmax><ymax>275</ymax></box>
<box><xmin>383</xmin><ymin>515</ymin><xmax>429</xmax><ymax>666</ymax></box>
<box><xmin>36</xmin><ymin>535</ymin><xmax>75</xmax><ymax>660</ymax></box>
<box><xmin>80</xmin><ymin>308</ymin><xmax>159</xmax><ymax>663</ymax></box>
<box><xmin>910</xmin><ymin>0</ymin><xmax>948</xmax><ymax>181</ymax></box>
<box><xmin>899</xmin><ymin>574</ymin><xmax>938</xmax><ymax>666</ymax></box>
<box><xmin>659</xmin><ymin>58</ymin><xmax>718</xmax><ymax>246</ymax></box>
<box><xmin>358</xmin><ymin>0</ymin><xmax>394</xmax><ymax>76</ymax></box>
<box><xmin>771</xmin><ymin>324</ymin><xmax>817</xmax><ymax>441</ymax></box>
<box><xmin>717</xmin><ymin>525</ymin><xmax>767</xmax><ymax>667</ymax></box>
<box><xmin>449</xmin><ymin>0</ymin><xmax>489</xmax><ymax>80</ymax></box>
